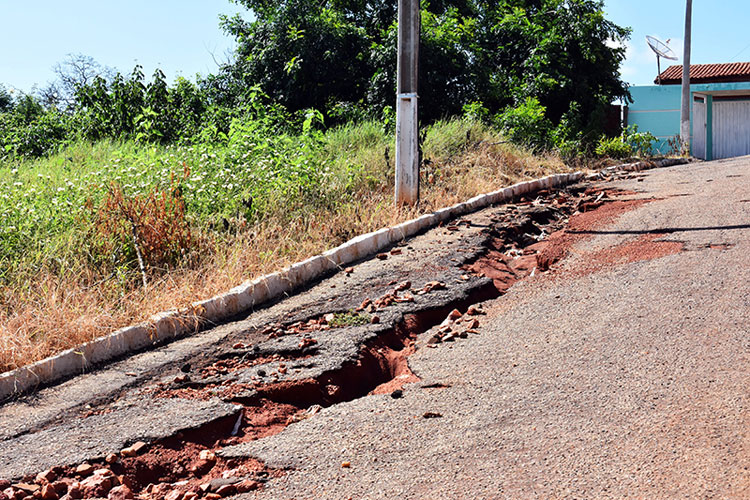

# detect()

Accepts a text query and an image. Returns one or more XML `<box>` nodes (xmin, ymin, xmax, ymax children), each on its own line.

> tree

<box><xmin>38</xmin><ymin>54</ymin><xmax>115</xmax><ymax>110</ymax></box>
<box><xmin>219</xmin><ymin>0</ymin><xmax>630</xmax><ymax>131</ymax></box>
<box><xmin>0</xmin><ymin>85</ymin><xmax>12</xmax><ymax>112</ymax></box>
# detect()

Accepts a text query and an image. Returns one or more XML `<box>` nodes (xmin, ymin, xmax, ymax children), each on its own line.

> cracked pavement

<box><xmin>2</xmin><ymin>158</ymin><xmax>748</xmax><ymax>499</ymax></box>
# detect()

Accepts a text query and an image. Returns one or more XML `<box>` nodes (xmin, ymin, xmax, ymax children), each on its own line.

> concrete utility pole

<box><xmin>680</xmin><ymin>0</ymin><xmax>693</xmax><ymax>155</ymax></box>
<box><xmin>395</xmin><ymin>0</ymin><xmax>420</xmax><ymax>206</ymax></box>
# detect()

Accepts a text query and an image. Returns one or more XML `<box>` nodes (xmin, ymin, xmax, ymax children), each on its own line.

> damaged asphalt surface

<box><xmin>1</xmin><ymin>158</ymin><xmax>749</xmax><ymax>499</ymax></box>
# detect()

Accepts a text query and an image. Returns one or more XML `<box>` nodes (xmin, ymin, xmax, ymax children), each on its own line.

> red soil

<box><xmin>587</xmin><ymin>233</ymin><xmax>685</xmax><ymax>266</ymax></box>
<box><xmin>535</xmin><ymin>198</ymin><xmax>653</xmax><ymax>272</ymax></box>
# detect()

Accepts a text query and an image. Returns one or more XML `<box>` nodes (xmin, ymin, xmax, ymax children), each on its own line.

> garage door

<box><xmin>714</xmin><ymin>99</ymin><xmax>750</xmax><ymax>159</ymax></box>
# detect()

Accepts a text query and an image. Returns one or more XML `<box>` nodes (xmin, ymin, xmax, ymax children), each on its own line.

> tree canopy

<box><xmin>219</xmin><ymin>0</ymin><xmax>630</xmax><ymax>128</ymax></box>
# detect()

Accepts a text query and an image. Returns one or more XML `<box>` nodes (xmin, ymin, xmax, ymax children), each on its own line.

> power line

<box><xmin>729</xmin><ymin>41</ymin><xmax>750</xmax><ymax>62</ymax></box>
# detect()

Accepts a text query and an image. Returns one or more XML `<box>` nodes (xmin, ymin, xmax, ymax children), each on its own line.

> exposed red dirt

<box><xmin>7</xmin><ymin>184</ymin><xmax>655</xmax><ymax>499</ymax></box>
<box><xmin>587</xmin><ymin>233</ymin><xmax>685</xmax><ymax>267</ymax></box>
<box><xmin>240</xmin><ymin>399</ymin><xmax>306</xmax><ymax>441</ymax></box>
<box><xmin>535</xmin><ymin>198</ymin><xmax>653</xmax><ymax>272</ymax></box>
<box><xmin>26</xmin><ymin>415</ymin><xmax>281</xmax><ymax>500</ymax></box>
<box><xmin>369</xmin><ymin>345</ymin><xmax>420</xmax><ymax>395</ymax></box>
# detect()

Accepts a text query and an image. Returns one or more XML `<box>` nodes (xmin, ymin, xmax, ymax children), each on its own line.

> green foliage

<box><xmin>0</xmin><ymin>0</ymin><xmax>630</xmax><ymax>159</ymax></box>
<box><xmin>595</xmin><ymin>125</ymin><xmax>656</xmax><ymax>159</ymax></box>
<box><xmin>220</xmin><ymin>0</ymin><xmax>372</xmax><ymax>118</ymax></box>
<box><xmin>462</xmin><ymin>101</ymin><xmax>490</xmax><ymax>123</ymax></box>
<box><xmin>595</xmin><ymin>135</ymin><xmax>632</xmax><ymax>159</ymax></box>
<box><xmin>0</xmin><ymin>85</ymin><xmax>12</xmax><ymax>112</ymax></box>
<box><xmin>0</xmin><ymin>95</ymin><xmax>71</xmax><ymax>159</ymax></box>
<box><xmin>0</xmin><ymin>117</ymin><xmax>505</xmax><ymax>287</ymax></box>
<box><xmin>329</xmin><ymin>311</ymin><xmax>370</xmax><ymax>327</ymax></box>
<box><xmin>220</xmin><ymin>0</ymin><xmax>630</xmax><ymax>130</ymax></box>
<box><xmin>623</xmin><ymin>125</ymin><xmax>656</xmax><ymax>157</ymax></box>
<box><xmin>495</xmin><ymin>97</ymin><xmax>553</xmax><ymax>150</ymax></box>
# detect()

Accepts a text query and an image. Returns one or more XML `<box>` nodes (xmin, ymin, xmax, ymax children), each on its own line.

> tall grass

<box><xmin>0</xmin><ymin>118</ymin><xmax>569</xmax><ymax>372</ymax></box>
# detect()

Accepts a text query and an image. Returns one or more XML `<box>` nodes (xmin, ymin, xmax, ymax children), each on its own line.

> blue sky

<box><xmin>1</xmin><ymin>0</ymin><xmax>243</xmax><ymax>93</ymax></box>
<box><xmin>2</xmin><ymin>1</ymin><xmax>749</xmax><ymax>94</ymax></box>
<box><xmin>606</xmin><ymin>0</ymin><xmax>750</xmax><ymax>86</ymax></box>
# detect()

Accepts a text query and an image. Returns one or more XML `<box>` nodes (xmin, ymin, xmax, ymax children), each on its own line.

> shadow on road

<box><xmin>567</xmin><ymin>224</ymin><xmax>750</xmax><ymax>235</ymax></box>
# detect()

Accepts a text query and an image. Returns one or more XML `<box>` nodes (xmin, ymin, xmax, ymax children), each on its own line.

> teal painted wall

<box><xmin>628</xmin><ymin>82</ymin><xmax>750</xmax><ymax>154</ymax></box>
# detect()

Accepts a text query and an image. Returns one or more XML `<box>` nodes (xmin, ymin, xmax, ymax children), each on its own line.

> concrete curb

<box><xmin>589</xmin><ymin>157</ymin><xmax>691</xmax><ymax>180</ymax></box>
<box><xmin>0</xmin><ymin>171</ymin><xmax>585</xmax><ymax>401</ymax></box>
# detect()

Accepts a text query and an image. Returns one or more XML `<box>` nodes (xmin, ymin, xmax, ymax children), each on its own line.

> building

<box><xmin>628</xmin><ymin>62</ymin><xmax>750</xmax><ymax>160</ymax></box>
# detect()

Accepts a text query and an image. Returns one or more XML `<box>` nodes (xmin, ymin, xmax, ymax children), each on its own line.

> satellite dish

<box><xmin>646</xmin><ymin>35</ymin><xmax>678</xmax><ymax>84</ymax></box>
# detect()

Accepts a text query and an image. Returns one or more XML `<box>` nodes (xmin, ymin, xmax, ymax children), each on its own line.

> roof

<box><xmin>657</xmin><ymin>62</ymin><xmax>750</xmax><ymax>85</ymax></box>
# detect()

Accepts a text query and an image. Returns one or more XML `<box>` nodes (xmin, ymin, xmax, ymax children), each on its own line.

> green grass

<box><xmin>0</xmin><ymin>117</ymin><xmax>570</xmax><ymax>372</ymax></box>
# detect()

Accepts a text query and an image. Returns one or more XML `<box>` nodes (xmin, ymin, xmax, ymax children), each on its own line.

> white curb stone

<box><xmin>1</xmin><ymin>171</ymin><xmax>590</xmax><ymax>401</ymax></box>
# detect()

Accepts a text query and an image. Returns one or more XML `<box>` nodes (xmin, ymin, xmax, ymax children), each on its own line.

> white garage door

<box><xmin>714</xmin><ymin>100</ymin><xmax>750</xmax><ymax>159</ymax></box>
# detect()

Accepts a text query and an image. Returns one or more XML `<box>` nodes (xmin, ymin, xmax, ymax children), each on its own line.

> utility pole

<box><xmin>680</xmin><ymin>0</ymin><xmax>693</xmax><ymax>156</ymax></box>
<box><xmin>395</xmin><ymin>0</ymin><xmax>420</xmax><ymax>206</ymax></box>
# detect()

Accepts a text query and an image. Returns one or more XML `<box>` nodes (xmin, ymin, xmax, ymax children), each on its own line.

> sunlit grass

<box><xmin>0</xmin><ymin>118</ymin><xmax>570</xmax><ymax>372</ymax></box>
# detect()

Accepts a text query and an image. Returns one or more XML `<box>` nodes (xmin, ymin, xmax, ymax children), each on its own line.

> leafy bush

<box><xmin>494</xmin><ymin>97</ymin><xmax>553</xmax><ymax>150</ymax></box>
<box><xmin>462</xmin><ymin>101</ymin><xmax>490</xmax><ymax>123</ymax></box>
<box><xmin>624</xmin><ymin>125</ymin><xmax>656</xmax><ymax>157</ymax></box>
<box><xmin>595</xmin><ymin>135</ymin><xmax>632</xmax><ymax>159</ymax></box>
<box><xmin>595</xmin><ymin>125</ymin><xmax>656</xmax><ymax>159</ymax></box>
<box><xmin>0</xmin><ymin>108</ymin><xmax>71</xmax><ymax>160</ymax></box>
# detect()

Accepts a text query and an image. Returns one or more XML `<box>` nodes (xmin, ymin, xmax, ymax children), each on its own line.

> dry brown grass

<box><xmin>0</xmin><ymin>138</ymin><xmax>569</xmax><ymax>373</ymax></box>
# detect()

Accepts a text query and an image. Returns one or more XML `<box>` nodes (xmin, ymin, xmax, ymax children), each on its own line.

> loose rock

<box><xmin>13</xmin><ymin>485</ymin><xmax>38</xmax><ymax>495</ymax></box>
<box><xmin>35</xmin><ymin>471</ymin><xmax>56</xmax><ymax>485</ymax></box>
<box><xmin>66</xmin><ymin>482</ymin><xmax>82</xmax><ymax>499</ymax></box>
<box><xmin>236</xmin><ymin>480</ymin><xmax>260</xmax><ymax>493</ymax></box>
<box><xmin>107</xmin><ymin>485</ymin><xmax>134</xmax><ymax>500</ymax></box>
<box><xmin>79</xmin><ymin>474</ymin><xmax>113</xmax><ymax>498</ymax></box>
<box><xmin>119</xmin><ymin>442</ymin><xmax>144</xmax><ymax>458</ymax></box>
<box><xmin>215</xmin><ymin>484</ymin><xmax>236</xmax><ymax>497</ymax></box>
<box><xmin>164</xmin><ymin>490</ymin><xmax>183</xmax><ymax>500</ymax></box>
<box><xmin>74</xmin><ymin>464</ymin><xmax>94</xmax><ymax>477</ymax></box>
<box><xmin>39</xmin><ymin>485</ymin><xmax>57</xmax><ymax>500</ymax></box>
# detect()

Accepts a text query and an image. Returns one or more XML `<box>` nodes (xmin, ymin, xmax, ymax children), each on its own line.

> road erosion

<box><xmin>1</xmin><ymin>158</ymin><xmax>748</xmax><ymax>499</ymax></box>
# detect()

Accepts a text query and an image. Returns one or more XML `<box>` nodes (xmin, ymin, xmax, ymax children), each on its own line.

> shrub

<box><xmin>595</xmin><ymin>135</ymin><xmax>632</xmax><ymax>159</ymax></box>
<box><xmin>623</xmin><ymin>125</ymin><xmax>656</xmax><ymax>157</ymax></box>
<box><xmin>90</xmin><ymin>169</ymin><xmax>193</xmax><ymax>274</ymax></box>
<box><xmin>595</xmin><ymin>125</ymin><xmax>656</xmax><ymax>159</ymax></box>
<box><xmin>494</xmin><ymin>98</ymin><xmax>553</xmax><ymax>151</ymax></box>
<box><xmin>0</xmin><ymin>109</ymin><xmax>71</xmax><ymax>160</ymax></box>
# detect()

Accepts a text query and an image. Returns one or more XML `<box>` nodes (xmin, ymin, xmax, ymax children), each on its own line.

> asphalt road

<box><xmin>229</xmin><ymin>157</ymin><xmax>750</xmax><ymax>499</ymax></box>
<box><xmin>2</xmin><ymin>157</ymin><xmax>748</xmax><ymax>499</ymax></box>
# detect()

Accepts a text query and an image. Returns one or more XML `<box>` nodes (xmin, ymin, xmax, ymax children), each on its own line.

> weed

<box><xmin>329</xmin><ymin>312</ymin><xmax>371</xmax><ymax>328</ymax></box>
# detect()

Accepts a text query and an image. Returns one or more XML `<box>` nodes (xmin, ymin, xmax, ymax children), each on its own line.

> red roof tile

<box><xmin>657</xmin><ymin>62</ymin><xmax>750</xmax><ymax>84</ymax></box>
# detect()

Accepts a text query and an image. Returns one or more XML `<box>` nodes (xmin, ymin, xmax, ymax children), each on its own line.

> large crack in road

<box><xmin>0</xmin><ymin>178</ymin><xmax>650</xmax><ymax>500</ymax></box>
